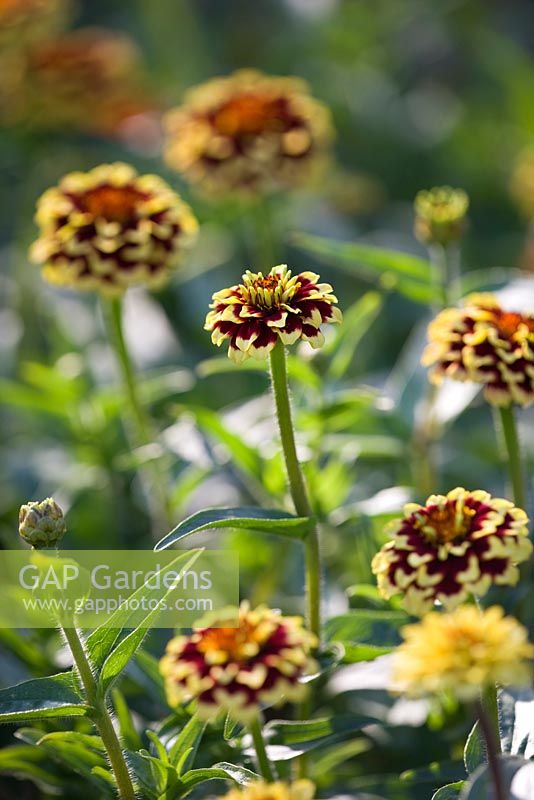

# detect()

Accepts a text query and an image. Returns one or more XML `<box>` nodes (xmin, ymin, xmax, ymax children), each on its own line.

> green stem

<box><xmin>428</xmin><ymin>244</ymin><xmax>450</xmax><ymax>309</ymax></box>
<box><xmin>476</xmin><ymin>693</ymin><xmax>505</xmax><ymax>800</ymax></box>
<box><xmin>62</xmin><ymin>626</ymin><xmax>136</xmax><ymax>800</ymax></box>
<box><xmin>248</xmin><ymin>715</ymin><xmax>275</xmax><ymax>781</ymax></box>
<box><xmin>496</xmin><ymin>405</ymin><xmax>526</xmax><ymax>509</ymax></box>
<box><xmin>269</xmin><ymin>341</ymin><xmax>321</xmax><ymax>640</ymax></box>
<box><xmin>102</xmin><ymin>296</ymin><xmax>172</xmax><ymax>532</ymax></box>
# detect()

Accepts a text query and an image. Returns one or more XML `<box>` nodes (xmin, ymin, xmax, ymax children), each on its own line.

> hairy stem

<box><xmin>496</xmin><ymin>405</ymin><xmax>526</xmax><ymax>509</ymax></box>
<box><xmin>477</xmin><ymin>692</ymin><xmax>505</xmax><ymax>800</ymax></box>
<box><xmin>102</xmin><ymin>296</ymin><xmax>172</xmax><ymax>533</ymax></box>
<box><xmin>62</xmin><ymin>626</ymin><xmax>136</xmax><ymax>800</ymax></box>
<box><xmin>249</xmin><ymin>715</ymin><xmax>275</xmax><ymax>782</ymax></box>
<box><xmin>269</xmin><ymin>340</ymin><xmax>321</xmax><ymax>639</ymax></box>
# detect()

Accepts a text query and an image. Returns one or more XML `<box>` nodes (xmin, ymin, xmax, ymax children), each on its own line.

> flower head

<box><xmin>159</xmin><ymin>603</ymin><xmax>317</xmax><ymax>721</ymax></box>
<box><xmin>0</xmin><ymin>0</ymin><xmax>69</xmax><ymax>49</ymax></box>
<box><xmin>414</xmin><ymin>186</ymin><xmax>469</xmax><ymax>246</ymax></box>
<box><xmin>205</xmin><ymin>265</ymin><xmax>341</xmax><ymax>362</ymax></box>
<box><xmin>9</xmin><ymin>28</ymin><xmax>155</xmax><ymax>136</ymax></box>
<box><xmin>394</xmin><ymin>605</ymin><xmax>534</xmax><ymax>700</ymax></box>
<box><xmin>371</xmin><ymin>487</ymin><xmax>531</xmax><ymax>616</ymax></box>
<box><xmin>30</xmin><ymin>163</ymin><xmax>198</xmax><ymax>295</ymax></box>
<box><xmin>423</xmin><ymin>293</ymin><xmax>534</xmax><ymax>407</ymax></box>
<box><xmin>221</xmin><ymin>782</ymin><xmax>315</xmax><ymax>800</ymax></box>
<box><xmin>163</xmin><ymin>69</ymin><xmax>333</xmax><ymax>196</ymax></box>
<box><xmin>19</xmin><ymin>498</ymin><xmax>66</xmax><ymax>549</ymax></box>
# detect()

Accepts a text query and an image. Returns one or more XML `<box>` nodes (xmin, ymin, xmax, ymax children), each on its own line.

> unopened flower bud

<box><xmin>414</xmin><ymin>186</ymin><xmax>469</xmax><ymax>246</ymax></box>
<box><xmin>19</xmin><ymin>498</ymin><xmax>66</xmax><ymax>549</ymax></box>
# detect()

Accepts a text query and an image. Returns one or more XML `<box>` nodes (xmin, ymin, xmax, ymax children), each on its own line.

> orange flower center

<box><xmin>81</xmin><ymin>185</ymin><xmax>145</xmax><ymax>223</ymax></box>
<box><xmin>496</xmin><ymin>311</ymin><xmax>534</xmax><ymax>339</ymax></box>
<box><xmin>214</xmin><ymin>93</ymin><xmax>281</xmax><ymax>136</ymax></box>
<box><xmin>418</xmin><ymin>503</ymin><xmax>475</xmax><ymax>544</ymax></box>
<box><xmin>197</xmin><ymin>621</ymin><xmax>269</xmax><ymax>663</ymax></box>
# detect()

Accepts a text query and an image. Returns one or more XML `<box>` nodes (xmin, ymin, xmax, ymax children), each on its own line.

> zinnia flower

<box><xmin>394</xmin><ymin>605</ymin><xmax>534</xmax><ymax>700</ymax></box>
<box><xmin>423</xmin><ymin>293</ymin><xmax>534</xmax><ymax>407</ymax></box>
<box><xmin>371</xmin><ymin>487</ymin><xmax>531</xmax><ymax>616</ymax></box>
<box><xmin>10</xmin><ymin>28</ymin><xmax>155</xmax><ymax>136</ymax></box>
<box><xmin>30</xmin><ymin>163</ymin><xmax>198</xmax><ymax>295</ymax></box>
<box><xmin>0</xmin><ymin>0</ymin><xmax>69</xmax><ymax>49</ymax></box>
<box><xmin>205</xmin><ymin>265</ymin><xmax>341</xmax><ymax>362</ymax></box>
<box><xmin>159</xmin><ymin>603</ymin><xmax>317</xmax><ymax>721</ymax></box>
<box><xmin>19</xmin><ymin>497</ymin><xmax>66</xmax><ymax>549</ymax></box>
<box><xmin>414</xmin><ymin>186</ymin><xmax>469</xmax><ymax>246</ymax></box>
<box><xmin>163</xmin><ymin>69</ymin><xmax>333</xmax><ymax>196</ymax></box>
<box><xmin>221</xmin><ymin>782</ymin><xmax>315</xmax><ymax>800</ymax></box>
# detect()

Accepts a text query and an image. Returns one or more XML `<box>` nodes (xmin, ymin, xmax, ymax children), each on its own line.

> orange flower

<box><xmin>164</xmin><ymin>69</ymin><xmax>333</xmax><ymax>196</ymax></box>
<box><xmin>30</xmin><ymin>163</ymin><xmax>198</xmax><ymax>295</ymax></box>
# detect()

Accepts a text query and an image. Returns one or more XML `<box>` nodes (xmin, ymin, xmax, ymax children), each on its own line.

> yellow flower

<box><xmin>160</xmin><ymin>603</ymin><xmax>317</xmax><ymax>721</ymax></box>
<box><xmin>30</xmin><ymin>163</ymin><xmax>198</xmax><ymax>295</ymax></box>
<box><xmin>205</xmin><ymin>265</ymin><xmax>341</xmax><ymax>362</ymax></box>
<box><xmin>371</xmin><ymin>487</ymin><xmax>531</xmax><ymax>616</ymax></box>
<box><xmin>414</xmin><ymin>186</ymin><xmax>469</xmax><ymax>246</ymax></box>
<box><xmin>394</xmin><ymin>605</ymin><xmax>534</xmax><ymax>700</ymax></box>
<box><xmin>163</xmin><ymin>69</ymin><xmax>333</xmax><ymax>196</ymax></box>
<box><xmin>423</xmin><ymin>293</ymin><xmax>534</xmax><ymax>407</ymax></box>
<box><xmin>220</xmin><ymin>782</ymin><xmax>315</xmax><ymax>800</ymax></box>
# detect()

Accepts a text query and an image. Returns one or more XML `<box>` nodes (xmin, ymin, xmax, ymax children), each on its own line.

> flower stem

<box><xmin>476</xmin><ymin>692</ymin><xmax>505</xmax><ymax>800</ymax></box>
<box><xmin>62</xmin><ymin>626</ymin><xmax>136</xmax><ymax>800</ymax></box>
<box><xmin>248</xmin><ymin>715</ymin><xmax>275</xmax><ymax>781</ymax></box>
<box><xmin>496</xmin><ymin>404</ymin><xmax>526</xmax><ymax>509</ymax></box>
<box><xmin>101</xmin><ymin>296</ymin><xmax>172</xmax><ymax>533</ymax></box>
<box><xmin>269</xmin><ymin>340</ymin><xmax>321</xmax><ymax>640</ymax></box>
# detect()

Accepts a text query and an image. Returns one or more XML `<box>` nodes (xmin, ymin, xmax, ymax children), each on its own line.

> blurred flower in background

<box><xmin>372</xmin><ymin>487</ymin><xmax>531</xmax><ymax>615</ymax></box>
<box><xmin>0</xmin><ymin>0</ymin><xmax>70</xmax><ymax>50</ymax></box>
<box><xmin>160</xmin><ymin>603</ymin><xmax>317</xmax><ymax>720</ymax></box>
<box><xmin>2</xmin><ymin>27</ymin><xmax>158</xmax><ymax>138</ymax></box>
<box><xmin>30</xmin><ymin>162</ymin><xmax>198</xmax><ymax>294</ymax></box>
<box><xmin>423</xmin><ymin>293</ymin><xmax>534</xmax><ymax>406</ymax></box>
<box><xmin>413</xmin><ymin>185</ymin><xmax>469</xmax><ymax>247</ymax></box>
<box><xmin>163</xmin><ymin>69</ymin><xmax>333</xmax><ymax>197</ymax></box>
<box><xmin>205</xmin><ymin>265</ymin><xmax>342</xmax><ymax>362</ymax></box>
<box><xmin>394</xmin><ymin>605</ymin><xmax>534</xmax><ymax>700</ymax></box>
<box><xmin>221</xmin><ymin>782</ymin><xmax>315</xmax><ymax>800</ymax></box>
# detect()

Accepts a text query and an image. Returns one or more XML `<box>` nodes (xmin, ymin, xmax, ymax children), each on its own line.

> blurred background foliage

<box><xmin>1</xmin><ymin>0</ymin><xmax>534</xmax><ymax>797</ymax></box>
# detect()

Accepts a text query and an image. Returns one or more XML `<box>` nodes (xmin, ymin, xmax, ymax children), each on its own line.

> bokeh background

<box><xmin>1</xmin><ymin>1</ymin><xmax>534</xmax><ymax>797</ymax></box>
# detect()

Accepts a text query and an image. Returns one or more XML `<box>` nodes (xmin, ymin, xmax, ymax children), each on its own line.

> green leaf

<box><xmin>98</xmin><ymin>549</ymin><xmax>203</xmax><ymax>694</ymax></box>
<box><xmin>325</xmin><ymin>609</ymin><xmax>409</xmax><ymax>649</ymax></box>
<box><xmin>85</xmin><ymin>548</ymin><xmax>199</xmax><ymax>671</ymax></box>
<box><xmin>325</xmin><ymin>291</ymin><xmax>384</xmax><ymax>379</ymax></box>
<box><xmin>181</xmin><ymin>763</ymin><xmax>259</xmax><ymax>790</ymax></box>
<box><xmin>112</xmin><ymin>688</ymin><xmax>143</xmax><ymax>751</ymax></box>
<box><xmin>293</xmin><ymin>231</ymin><xmax>434</xmax><ymax>303</ymax></box>
<box><xmin>263</xmin><ymin>715</ymin><xmax>376</xmax><ymax>760</ymax></box>
<box><xmin>0</xmin><ymin>745</ymin><xmax>70</xmax><ymax>791</ymax></box>
<box><xmin>460</xmin><ymin>755</ymin><xmax>529</xmax><ymax>798</ymax></box>
<box><xmin>223</xmin><ymin>713</ymin><xmax>242</xmax><ymax>741</ymax></box>
<box><xmin>168</xmin><ymin>713</ymin><xmax>206</xmax><ymax>773</ymax></box>
<box><xmin>155</xmin><ymin>507</ymin><xmax>311</xmax><ymax>551</ymax></box>
<box><xmin>432</xmin><ymin>784</ymin><xmax>464</xmax><ymax>800</ymax></box>
<box><xmin>0</xmin><ymin>673</ymin><xmax>87</xmax><ymax>723</ymax></box>
<box><xmin>127</xmin><ymin>749</ymin><xmax>173</xmax><ymax>799</ymax></box>
<box><xmin>464</xmin><ymin>721</ymin><xmax>486</xmax><ymax>774</ymax></box>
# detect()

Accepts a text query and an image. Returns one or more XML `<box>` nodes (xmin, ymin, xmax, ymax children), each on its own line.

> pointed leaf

<box><xmin>432</xmin><ymin>784</ymin><xmax>464</xmax><ymax>799</ymax></box>
<box><xmin>155</xmin><ymin>507</ymin><xmax>311</xmax><ymax>551</ymax></box>
<box><xmin>168</xmin><ymin>713</ymin><xmax>206</xmax><ymax>773</ymax></box>
<box><xmin>0</xmin><ymin>673</ymin><xmax>87</xmax><ymax>723</ymax></box>
<box><xmin>263</xmin><ymin>715</ymin><xmax>376</xmax><ymax>760</ymax></box>
<box><xmin>464</xmin><ymin>721</ymin><xmax>486</xmax><ymax>774</ymax></box>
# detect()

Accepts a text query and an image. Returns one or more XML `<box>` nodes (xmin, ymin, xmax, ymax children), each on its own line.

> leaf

<box><xmin>98</xmin><ymin>549</ymin><xmax>203</xmax><ymax>695</ymax></box>
<box><xmin>325</xmin><ymin>291</ymin><xmax>384</xmax><ymax>379</ymax></box>
<box><xmin>223</xmin><ymin>713</ymin><xmax>243</xmax><ymax>741</ymax></box>
<box><xmin>460</xmin><ymin>755</ymin><xmax>529</xmax><ymax>798</ymax></box>
<box><xmin>293</xmin><ymin>231</ymin><xmax>434</xmax><ymax>303</ymax></box>
<box><xmin>168</xmin><ymin>713</ymin><xmax>206</xmax><ymax>773</ymax></box>
<box><xmin>85</xmin><ymin>549</ymin><xmax>198</xmax><ymax>671</ymax></box>
<box><xmin>464</xmin><ymin>721</ymin><xmax>486</xmax><ymax>774</ymax></box>
<box><xmin>0</xmin><ymin>744</ymin><xmax>71</xmax><ymax>791</ymax></box>
<box><xmin>0</xmin><ymin>673</ymin><xmax>87</xmax><ymax>723</ymax></box>
<box><xmin>127</xmin><ymin>749</ymin><xmax>173</xmax><ymax>799</ymax></box>
<box><xmin>181</xmin><ymin>763</ymin><xmax>259</xmax><ymax>790</ymax></box>
<box><xmin>325</xmin><ymin>609</ymin><xmax>409</xmax><ymax>649</ymax></box>
<box><xmin>112</xmin><ymin>688</ymin><xmax>143</xmax><ymax>751</ymax></box>
<box><xmin>262</xmin><ymin>715</ymin><xmax>376</xmax><ymax>760</ymax></box>
<box><xmin>432</xmin><ymin>784</ymin><xmax>465</xmax><ymax>800</ymax></box>
<box><xmin>400</xmin><ymin>761</ymin><xmax>465</xmax><ymax>785</ymax></box>
<box><xmin>155</xmin><ymin>507</ymin><xmax>311</xmax><ymax>551</ymax></box>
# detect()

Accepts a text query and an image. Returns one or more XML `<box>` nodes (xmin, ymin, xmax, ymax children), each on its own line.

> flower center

<box><xmin>196</xmin><ymin>623</ymin><xmax>268</xmax><ymax>663</ymax></box>
<box><xmin>496</xmin><ymin>311</ymin><xmax>534</xmax><ymax>339</ymax></box>
<box><xmin>417</xmin><ymin>502</ymin><xmax>476</xmax><ymax>544</ymax></box>
<box><xmin>213</xmin><ymin>93</ymin><xmax>280</xmax><ymax>137</ymax></box>
<box><xmin>240</xmin><ymin>268</ymin><xmax>300</xmax><ymax>309</ymax></box>
<box><xmin>80</xmin><ymin>185</ymin><xmax>145</xmax><ymax>223</ymax></box>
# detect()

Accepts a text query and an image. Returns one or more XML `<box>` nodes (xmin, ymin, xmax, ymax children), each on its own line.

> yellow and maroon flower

<box><xmin>0</xmin><ymin>0</ymin><xmax>69</xmax><ymax>49</ymax></box>
<box><xmin>394</xmin><ymin>605</ymin><xmax>534</xmax><ymax>700</ymax></box>
<box><xmin>372</xmin><ymin>487</ymin><xmax>532</xmax><ymax>616</ymax></box>
<box><xmin>413</xmin><ymin>186</ymin><xmax>469</xmax><ymax>246</ymax></box>
<box><xmin>422</xmin><ymin>293</ymin><xmax>534</xmax><ymax>407</ymax></box>
<box><xmin>205</xmin><ymin>265</ymin><xmax>341</xmax><ymax>362</ymax></box>
<box><xmin>30</xmin><ymin>162</ymin><xmax>198</xmax><ymax>295</ymax></box>
<box><xmin>10</xmin><ymin>28</ymin><xmax>156</xmax><ymax>136</ymax></box>
<box><xmin>159</xmin><ymin>603</ymin><xmax>317</xmax><ymax>721</ymax></box>
<box><xmin>220</xmin><ymin>782</ymin><xmax>315</xmax><ymax>800</ymax></box>
<box><xmin>163</xmin><ymin>69</ymin><xmax>333</xmax><ymax>196</ymax></box>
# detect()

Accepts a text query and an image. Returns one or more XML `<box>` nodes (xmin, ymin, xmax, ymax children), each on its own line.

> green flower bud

<box><xmin>19</xmin><ymin>498</ymin><xmax>66</xmax><ymax>549</ymax></box>
<box><xmin>414</xmin><ymin>186</ymin><xmax>469</xmax><ymax>247</ymax></box>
